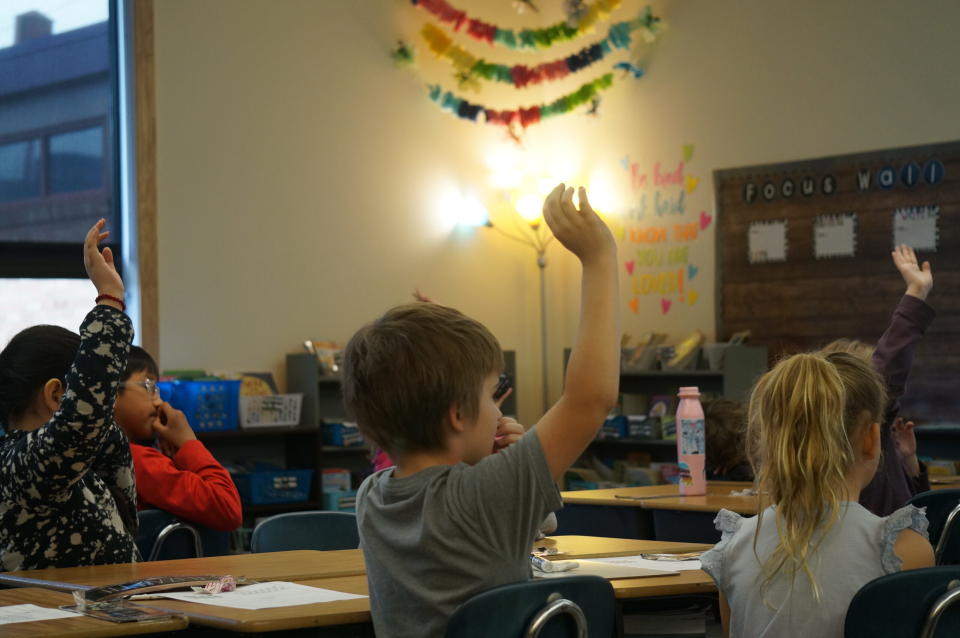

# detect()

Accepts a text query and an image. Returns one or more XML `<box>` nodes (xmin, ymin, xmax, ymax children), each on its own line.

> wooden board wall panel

<box><xmin>715</xmin><ymin>141</ymin><xmax>960</xmax><ymax>423</ymax></box>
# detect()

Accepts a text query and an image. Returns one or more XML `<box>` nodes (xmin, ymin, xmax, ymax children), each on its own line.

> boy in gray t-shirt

<box><xmin>342</xmin><ymin>184</ymin><xmax>621</xmax><ymax>638</ymax></box>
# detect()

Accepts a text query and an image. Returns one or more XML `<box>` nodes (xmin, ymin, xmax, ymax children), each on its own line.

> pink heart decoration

<box><xmin>661</xmin><ymin>298</ymin><xmax>672</xmax><ymax>314</ymax></box>
<box><xmin>625</xmin><ymin>260</ymin><xmax>635</xmax><ymax>275</ymax></box>
<box><xmin>699</xmin><ymin>211</ymin><xmax>713</xmax><ymax>230</ymax></box>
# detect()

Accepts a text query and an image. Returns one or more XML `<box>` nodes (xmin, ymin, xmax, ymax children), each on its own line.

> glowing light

<box><xmin>459</xmin><ymin>194</ymin><xmax>489</xmax><ymax>227</ymax></box>
<box><xmin>486</xmin><ymin>145</ymin><xmax>523</xmax><ymax>189</ymax></box>
<box><xmin>516</xmin><ymin>194</ymin><xmax>543</xmax><ymax>225</ymax></box>
<box><xmin>586</xmin><ymin>171</ymin><xmax>617</xmax><ymax>213</ymax></box>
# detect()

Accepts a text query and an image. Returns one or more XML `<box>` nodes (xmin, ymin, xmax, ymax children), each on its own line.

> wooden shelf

<box><xmin>196</xmin><ymin>425</ymin><xmax>320</xmax><ymax>440</ymax></box>
<box><xmin>322</xmin><ymin>446</ymin><xmax>369</xmax><ymax>454</ymax></box>
<box><xmin>592</xmin><ymin>438</ymin><xmax>677</xmax><ymax>447</ymax></box>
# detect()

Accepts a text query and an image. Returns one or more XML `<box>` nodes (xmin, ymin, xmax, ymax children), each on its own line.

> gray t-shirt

<box><xmin>700</xmin><ymin>502</ymin><xmax>928</xmax><ymax>638</ymax></box>
<box><xmin>357</xmin><ymin>429</ymin><xmax>562</xmax><ymax>638</ymax></box>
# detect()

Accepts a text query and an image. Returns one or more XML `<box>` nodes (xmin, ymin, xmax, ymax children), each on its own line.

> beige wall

<box><xmin>152</xmin><ymin>0</ymin><xmax>960</xmax><ymax>426</ymax></box>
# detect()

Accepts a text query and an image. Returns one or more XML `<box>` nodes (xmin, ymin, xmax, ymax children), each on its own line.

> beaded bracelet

<box><xmin>95</xmin><ymin>293</ymin><xmax>126</xmax><ymax>312</ymax></box>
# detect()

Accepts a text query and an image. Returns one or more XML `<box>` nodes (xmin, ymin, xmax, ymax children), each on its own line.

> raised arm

<box><xmin>873</xmin><ymin>244</ymin><xmax>935</xmax><ymax>424</ymax></box>
<box><xmin>2</xmin><ymin>220</ymin><xmax>132</xmax><ymax>501</ymax></box>
<box><xmin>534</xmin><ymin>184</ymin><xmax>620</xmax><ymax>480</ymax></box>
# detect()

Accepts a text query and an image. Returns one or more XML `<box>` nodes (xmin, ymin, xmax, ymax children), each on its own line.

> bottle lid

<box><xmin>678</xmin><ymin>386</ymin><xmax>700</xmax><ymax>397</ymax></box>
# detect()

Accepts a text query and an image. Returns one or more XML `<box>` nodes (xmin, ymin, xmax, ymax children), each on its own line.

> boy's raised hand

<box><xmin>83</xmin><ymin>218</ymin><xmax>125</xmax><ymax>302</ymax></box>
<box><xmin>542</xmin><ymin>184</ymin><xmax>616</xmax><ymax>264</ymax></box>
<box><xmin>892</xmin><ymin>244</ymin><xmax>932</xmax><ymax>301</ymax></box>
<box><xmin>153</xmin><ymin>402</ymin><xmax>198</xmax><ymax>451</ymax></box>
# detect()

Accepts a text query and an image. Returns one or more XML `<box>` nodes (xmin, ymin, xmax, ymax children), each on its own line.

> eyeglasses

<box><xmin>122</xmin><ymin>379</ymin><xmax>160</xmax><ymax>396</ymax></box>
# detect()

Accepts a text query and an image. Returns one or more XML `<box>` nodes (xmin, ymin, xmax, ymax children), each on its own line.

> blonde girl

<box><xmin>701</xmin><ymin>351</ymin><xmax>934</xmax><ymax>638</ymax></box>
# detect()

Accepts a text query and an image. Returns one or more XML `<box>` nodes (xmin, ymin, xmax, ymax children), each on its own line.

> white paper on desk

<box><xmin>589</xmin><ymin>555</ymin><xmax>703</xmax><ymax>572</ymax></box>
<box><xmin>535</xmin><ymin>559</ymin><xmax>677</xmax><ymax>580</ymax></box>
<box><xmin>157</xmin><ymin>581</ymin><xmax>366</xmax><ymax>610</ymax></box>
<box><xmin>0</xmin><ymin>604</ymin><xmax>80</xmax><ymax>625</ymax></box>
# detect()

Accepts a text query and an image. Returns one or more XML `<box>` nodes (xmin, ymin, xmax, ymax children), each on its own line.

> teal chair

<box><xmin>845</xmin><ymin>566</ymin><xmax>960</xmax><ymax>637</ymax></box>
<box><xmin>445</xmin><ymin>575</ymin><xmax>615</xmax><ymax>638</ymax></box>
<box><xmin>908</xmin><ymin>489</ymin><xmax>960</xmax><ymax>564</ymax></box>
<box><xmin>250</xmin><ymin>511</ymin><xmax>359</xmax><ymax>552</ymax></box>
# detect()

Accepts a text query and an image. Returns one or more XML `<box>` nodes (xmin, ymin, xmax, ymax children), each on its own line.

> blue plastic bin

<box><xmin>159</xmin><ymin>380</ymin><xmax>240</xmax><ymax>432</ymax></box>
<box><xmin>233</xmin><ymin>469</ymin><xmax>314</xmax><ymax>505</ymax></box>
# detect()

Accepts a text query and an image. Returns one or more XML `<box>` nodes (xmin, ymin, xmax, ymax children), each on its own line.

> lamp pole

<box><xmin>537</xmin><ymin>252</ymin><xmax>548</xmax><ymax>414</ymax></box>
<box><xmin>487</xmin><ymin>218</ymin><xmax>554</xmax><ymax>415</ymax></box>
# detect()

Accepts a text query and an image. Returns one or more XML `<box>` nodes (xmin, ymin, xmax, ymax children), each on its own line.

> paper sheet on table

<box><xmin>589</xmin><ymin>555</ymin><xmax>703</xmax><ymax>571</ymax></box>
<box><xmin>534</xmin><ymin>559</ymin><xmax>678</xmax><ymax>580</ymax></box>
<box><xmin>0</xmin><ymin>604</ymin><xmax>80</xmax><ymax>625</ymax></box>
<box><xmin>157</xmin><ymin>581</ymin><xmax>366</xmax><ymax>610</ymax></box>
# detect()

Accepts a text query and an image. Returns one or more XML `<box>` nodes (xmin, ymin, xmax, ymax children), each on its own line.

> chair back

<box><xmin>908</xmin><ymin>489</ymin><xmax>960</xmax><ymax>564</ymax></box>
<box><xmin>136</xmin><ymin>509</ymin><xmax>233</xmax><ymax>560</ymax></box>
<box><xmin>845</xmin><ymin>566</ymin><xmax>960</xmax><ymax>637</ymax></box>
<box><xmin>250</xmin><ymin>510</ymin><xmax>359</xmax><ymax>552</ymax></box>
<box><xmin>136</xmin><ymin>509</ymin><xmax>202</xmax><ymax>561</ymax></box>
<box><xmin>445</xmin><ymin>575</ymin><xmax>615</xmax><ymax>638</ymax></box>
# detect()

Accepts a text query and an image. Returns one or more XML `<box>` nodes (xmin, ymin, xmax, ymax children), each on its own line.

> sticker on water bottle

<box><xmin>680</xmin><ymin>418</ymin><xmax>705</xmax><ymax>455</ymax></box>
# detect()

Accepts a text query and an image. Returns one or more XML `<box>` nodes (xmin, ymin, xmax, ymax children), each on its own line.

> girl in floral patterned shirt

<box><xmin>0</xmin><ymin>220</ymin><xmax>138</xmax><ymax>570</ymax></box>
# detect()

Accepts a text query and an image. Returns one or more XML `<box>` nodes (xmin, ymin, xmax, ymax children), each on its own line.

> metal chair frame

<box><xmin>935</xmin><ymin>503</ymin><xmax>960</xmax><ymax>565</ymax></box>
<box><xmin>919</xmin><ymin>579</ymin><xmax>960</xmax><ymax>638</ymax></box>
<box><xmin>148</xmin><ymin>521</ymin><xmax>203</xmax><ymax>561</ymax></box>
<box><xmin>524</xmin><ymin>594</ymin><xmax>588</xmax><ymax>638</ymax></box>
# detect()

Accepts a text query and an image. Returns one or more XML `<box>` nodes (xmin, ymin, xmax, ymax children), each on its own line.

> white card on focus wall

<box><xmin>893</xmin><ymin>206</ymin><xmax>939</xmax><ymax>251</ymax></box>
<box><xmin>814</xmin><ymin>213</ymin><xmax>857</xmax><ymax>259</ymax></box>
<box><xmin>748</xmin><ymin>220</ymin><xmax>788</xmax><ymax>263</ymax></box>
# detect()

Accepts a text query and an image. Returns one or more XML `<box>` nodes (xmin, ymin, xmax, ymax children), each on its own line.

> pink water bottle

<box><xmin>676</xmin><ymin>386</ymin><xmax>706</xmax><ymax>496</ymax></box>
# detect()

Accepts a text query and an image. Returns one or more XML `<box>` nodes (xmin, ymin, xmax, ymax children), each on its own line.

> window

<box><xmin>0</xmin><ymin>138</ymin><xmax>41</xmax><ymax>202</ymax></box>
<box><xmin>0</xmin><ymin>0</ymin><xmax>138</xmax><ymax>344</ymax></box>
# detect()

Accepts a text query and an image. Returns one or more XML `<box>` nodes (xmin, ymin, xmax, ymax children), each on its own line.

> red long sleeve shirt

<box><xmin>130</xmin><ymin>440</ymin><xmax>243</xmax><ymax>532</ymax></box>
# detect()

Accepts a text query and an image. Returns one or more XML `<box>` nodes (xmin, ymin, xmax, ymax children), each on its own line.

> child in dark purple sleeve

<box><xmin>823</xmin><ymin>245</ymin><xmax>934</xmax><ymax>516</ymax></box>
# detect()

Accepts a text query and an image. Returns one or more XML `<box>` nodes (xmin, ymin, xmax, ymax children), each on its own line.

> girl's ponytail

<box><xmin>748</xmin><ymin>351</ymin><xmax>885</xmax><ymax>599</ymax></box>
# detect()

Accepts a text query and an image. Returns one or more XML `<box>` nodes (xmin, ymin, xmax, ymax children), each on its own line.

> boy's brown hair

<box><xmin>341</xmin><ymin>303</ymin><xmax>503</xmax><ymax>456</ymax></box>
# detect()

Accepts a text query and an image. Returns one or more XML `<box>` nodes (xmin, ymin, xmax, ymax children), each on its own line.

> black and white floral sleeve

<box><xmin>5</xmin><ymin>306</ymin><xmax>132</xmax><ymax>499</ymax></box>
<box><xmin>0</xmin><ymin>305</ymin><xmax>138</xmax><ymax>570</ymax></box>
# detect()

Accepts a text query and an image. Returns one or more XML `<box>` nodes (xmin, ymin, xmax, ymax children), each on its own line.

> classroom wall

<box><xmin>152</xmin><ymin>0</ymin><xmax>960</xmax><ymax>427</ymax></box>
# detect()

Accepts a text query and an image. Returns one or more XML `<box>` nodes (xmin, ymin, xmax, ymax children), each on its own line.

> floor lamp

<box><xmin>486</xmin><ymin>212</ymin><xmax>554</xmax><ymax>415</ymax></box>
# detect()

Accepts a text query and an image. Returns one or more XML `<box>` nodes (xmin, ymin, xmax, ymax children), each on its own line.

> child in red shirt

<box><xmin>114</xmin><ymin>347</ymin><xmax>242</xmax><ymax>531</ymax></box>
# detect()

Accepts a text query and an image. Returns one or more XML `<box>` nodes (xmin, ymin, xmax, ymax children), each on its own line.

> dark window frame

<box><xmin>0</xmin><ymin>116</ymin><xmax>109</xmax><ymax>209</ymax></box>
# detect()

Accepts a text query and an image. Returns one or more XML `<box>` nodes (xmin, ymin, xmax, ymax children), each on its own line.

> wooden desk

<box><xmin>930</xmin><ymin>477</ymin><xmax>960</xmax><ymax>491</ymax></box>
<box><xmin>538</xmin><ymin>535</ymin><xmax>712</xmax><ymax>558</ymax></box>
<box><xmin>0</xmin><ymin>587</ymin><xmax>187</xmax><ymax>637</ymax></box>
<box><xmin>0</xmin><ymin>540</ymin><xmax>716</xmax><ymax>634</ymax></box>
<box><xmin>138</xmin><ymin>575</ymin><xmax>370</xmax><ymax>633</ymax></box>
<box><xmin>0</xmin><ymin>550</ymin><xmax>365</xmax><ymax>592</ymax></box>
<box><xmin>558</xmin><ymin>482</ymin><xmax>756</xmax><ymax>542</ymax></box>
<box><xmin>560</xmin><ymin>482</ymin><xmax>754</xmax><ymax>510</ymax></box>
<box><xmin>136</xmin><ymin>568</ymin><xmax>716</xmax><ymax>633</ymax></box>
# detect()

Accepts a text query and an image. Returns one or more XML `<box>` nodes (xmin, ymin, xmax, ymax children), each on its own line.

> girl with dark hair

<box><xmin>0</xmin><ymin>219</ymin><xmax>138</xmax><ymax>570</ymax></box>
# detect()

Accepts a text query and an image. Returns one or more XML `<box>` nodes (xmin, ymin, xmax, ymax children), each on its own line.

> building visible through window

<box><xmin>0</xmin><ymin>1</ymin><xmax>124</xmax><ymax>345</ymax></box>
